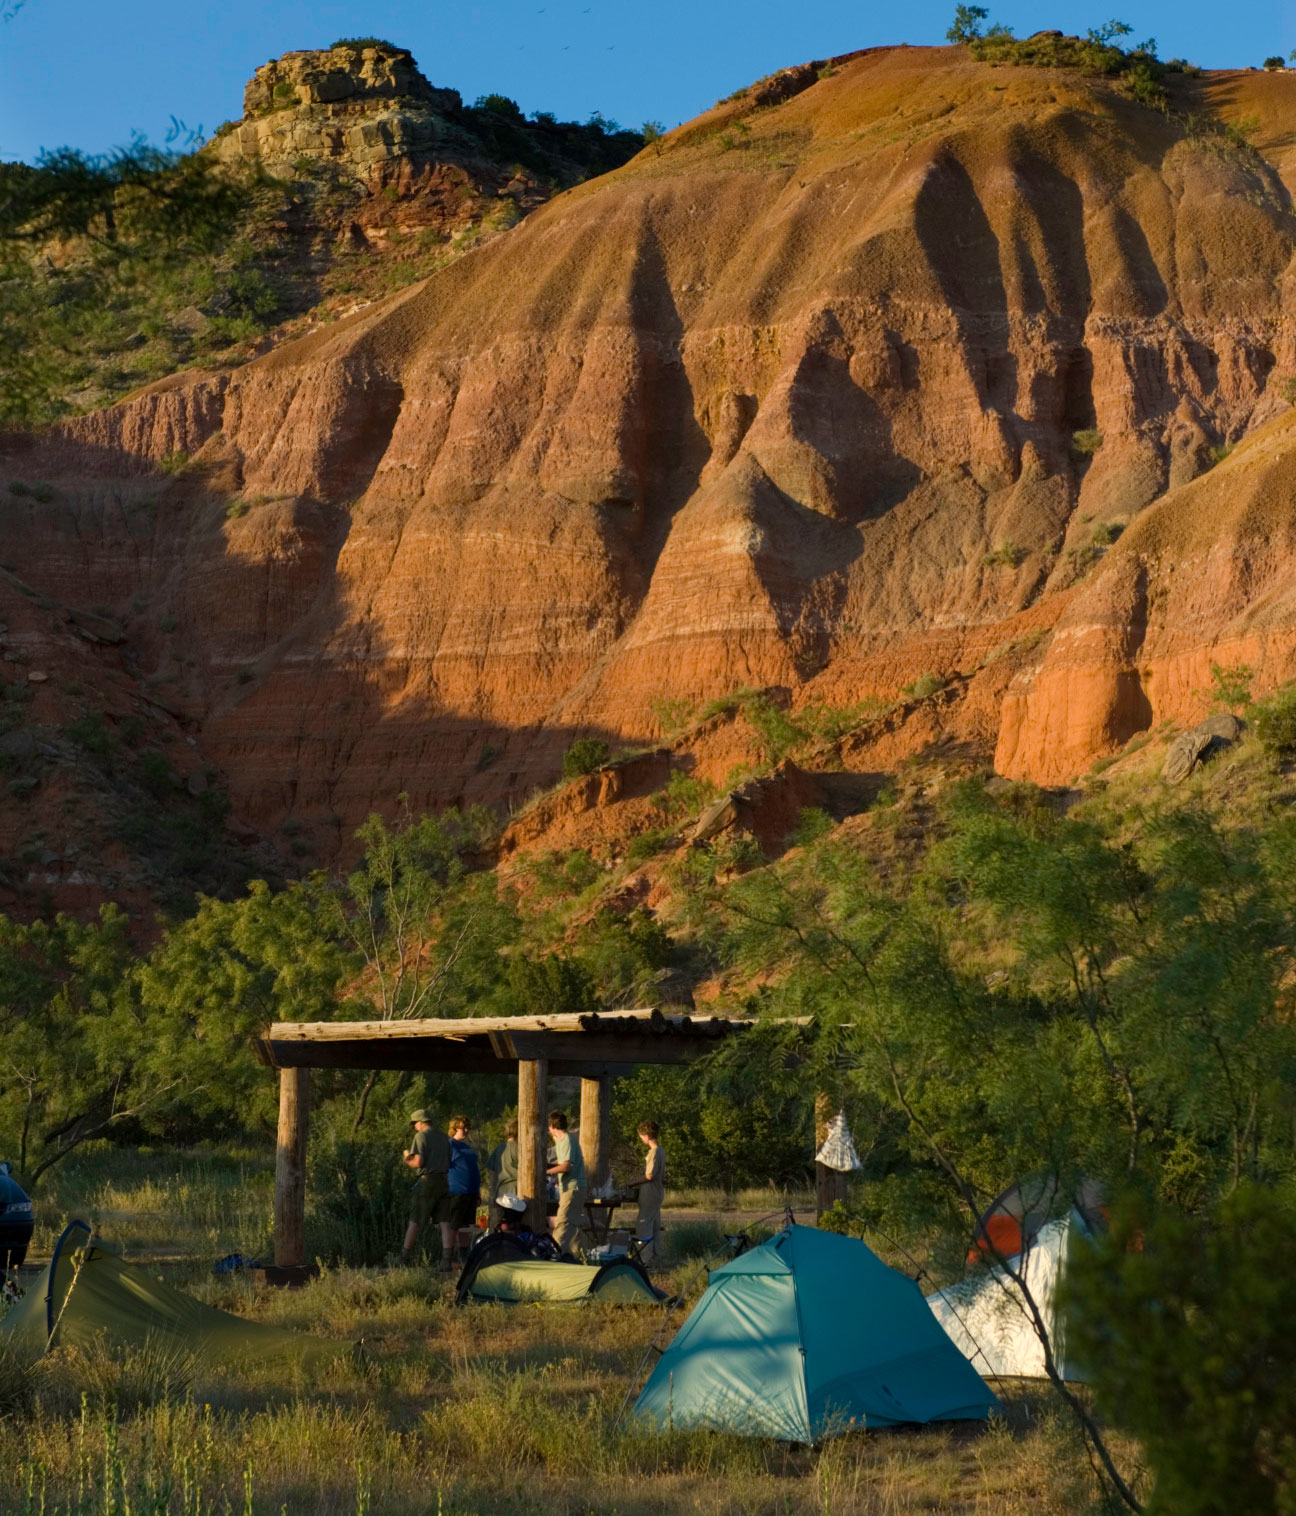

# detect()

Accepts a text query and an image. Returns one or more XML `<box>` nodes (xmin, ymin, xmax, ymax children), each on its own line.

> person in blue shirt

<box><xmin>442</xmin><ymin>1115</ymin><xmax>482</xmax><ymax>1270</ymax></box>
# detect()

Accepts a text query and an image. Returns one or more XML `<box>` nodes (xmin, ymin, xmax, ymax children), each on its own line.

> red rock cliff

<box><xmin>8</xmin><ymin>44</ymin><xmax>1296</xmax><ymax>854</ymax></box>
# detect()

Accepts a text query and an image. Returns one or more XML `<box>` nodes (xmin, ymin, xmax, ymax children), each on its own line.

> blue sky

<box><xmin>1</xmin><ymin>0</ymin><xmax>1292</xmax><ymax>164</ymax></box>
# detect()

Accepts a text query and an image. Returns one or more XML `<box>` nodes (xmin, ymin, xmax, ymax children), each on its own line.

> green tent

<box><xmin>456</xmin><ymin>1231</ymin><xmax>666</xmax><ymax>1304</ymax></box>
<box><xmin>464</xmin><ymin>1256</ymin><xmax>663</xmax><ymax>1304</ymax></box>
<box><xmin>634</xmin><ymin>1225</ymin><xmax>999</xmax><ymax>1440</ymax></box>
<box><xmin>2</xmin><ymin>1222</ymin><xmax>346</xmax><ymax>1371</ymax></box>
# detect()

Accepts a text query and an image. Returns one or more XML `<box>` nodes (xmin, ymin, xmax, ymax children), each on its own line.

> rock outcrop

<box><xmin>213</xmin><ymin>44</ymin><xmax>463</xmax><ymax>180</ymax></box>
<box><xmin>8</xmin><ymin>43</ymin><xmax>1296</xmax><ymax>885</ymax></box>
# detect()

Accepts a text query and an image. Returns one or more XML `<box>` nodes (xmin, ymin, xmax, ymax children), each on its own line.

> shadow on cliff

<box><xmin>0</xmin><ymin>430</ymin><xmax>687</xmax><ymax>872</ymax></box>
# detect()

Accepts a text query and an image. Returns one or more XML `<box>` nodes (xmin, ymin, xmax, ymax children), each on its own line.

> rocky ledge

<box><xmin>211</xmin><ymin>43</ymin><xmax>465</xmax><ymax>176</ymax></box>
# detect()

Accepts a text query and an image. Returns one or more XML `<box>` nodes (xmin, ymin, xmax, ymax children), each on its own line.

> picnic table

<box><xmin>583</xmin><ymin>1190</ymin><xmax>638</xmax><ymax>1245</ymax></box>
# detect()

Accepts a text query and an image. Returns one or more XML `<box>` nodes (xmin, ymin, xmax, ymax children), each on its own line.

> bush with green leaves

<box><xmin>1066</xmin><ymin>1186</ymin><xmax>1296</xmax><ymax>1516</ymax></box>
<box><xmin>562</xmin><ymin>737</ymin><xmax>611</xmax><ymax>778</ymax></box>
<box><xmin>1252</xmin><ymin>683</ymin><xmax>1296</xmax><ymax>761</ymax></box>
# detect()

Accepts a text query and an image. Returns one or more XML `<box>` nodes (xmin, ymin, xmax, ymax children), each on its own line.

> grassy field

<box><xmin>0</xmin><ymin>1149</ymin><xmax>1127</xmax><ymax>1515</ymax></box>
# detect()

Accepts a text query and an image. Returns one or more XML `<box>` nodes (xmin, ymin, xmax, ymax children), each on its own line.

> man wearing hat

<box><xmin>401</xmin><ymin>1109</ymin><xmax>450</xmax><ymax>1264</ymax></box>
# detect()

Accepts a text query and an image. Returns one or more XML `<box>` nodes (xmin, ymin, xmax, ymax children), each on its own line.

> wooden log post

<box><xmin>579</xmin><ymin>1074</ymin><xmax>610</xmax><ymax>1192</ymax></box>
<box><xmin>814</xmin><ymin>1090</ymin><xmax>849</xmax><ymax>1221</ymax></box>
<box><xmin>517</xmin><ymin>1056</ymin><xmax>549</xmax><ymax>1234</ymax></box>
<box><xmin>274</xmin><ymin>1067</ymin><xmax>310</xmax><ymax>1268</ymax></box>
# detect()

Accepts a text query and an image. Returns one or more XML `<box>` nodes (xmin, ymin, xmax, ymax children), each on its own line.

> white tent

<box><xmin>926</xmin><ymin>1209</ymin><xmax>1093</xmax><ymax>1381</ymax></box>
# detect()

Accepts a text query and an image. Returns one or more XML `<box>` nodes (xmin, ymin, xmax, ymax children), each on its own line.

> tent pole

<box><xmin>517</xmin><ymin>1056</ymin><xmax>549</xmax><ymax>1235</ymax></box>
<box><xmin>580</xmin><ymin>1074</ymin><xmax>610</xmax><ymax>1192</ymax></box>
<box><xmin>274</xmin><ymin>1067</ymin><xmax>310</xmax><ymax>1268</ymax></box>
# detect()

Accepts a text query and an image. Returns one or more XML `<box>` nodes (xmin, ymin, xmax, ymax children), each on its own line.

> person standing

<box><xmin>628</xmin><ymin>1120</ymin><xmax>666</xmax><ymax>1264</ymax></box>
<box><xmin>487</xmin><ymin>1118</ymin><xmax>519</xmax><ymax>1228</ymax></box>
<box><xmin>401</xmin><ymin>1108</ymin><xmax>449</xmax><ymax>1264</ymax></box>
<box><xmin>546</xmin><ymin>1109</ymin><xmax>586</xmax><ymax>1258</ymax></box>
<box><xmin>442</xmin><ymin>1115</ymin><xmax>482</xmax><ymax>1270</ymax></box>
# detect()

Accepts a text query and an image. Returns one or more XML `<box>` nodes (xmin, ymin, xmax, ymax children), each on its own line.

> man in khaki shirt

<box><xmin>545</xmin><ymin>1108</ymin><xmax>586</xmax><ymax>1258</ymax></box>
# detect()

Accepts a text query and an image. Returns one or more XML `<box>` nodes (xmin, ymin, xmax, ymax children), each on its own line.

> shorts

<box><xmin>411</xmin><ymin>1173</ymin><xmax>447</xmax><ymax>1226</ymax></box>
<box><xmin>445</xmin><ymin>1192</ymin><xmax>477</xmax><ymax>1228</ymax></box>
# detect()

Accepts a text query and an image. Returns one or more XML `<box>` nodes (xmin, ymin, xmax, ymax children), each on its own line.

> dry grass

<box><xmin>0</xmin><ymin>1153</ymin><xmax>1124</xmax><ymax>1514</ymax></box>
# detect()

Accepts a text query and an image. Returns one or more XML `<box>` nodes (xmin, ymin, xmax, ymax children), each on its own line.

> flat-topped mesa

<box><xmin>213</xmin><ymin>43</ymin><xmax>464</xmax><ymax>176</ymax></box>
<box><xmin>242</xmin><ymin>43</ymin><xmax>460</xmax><ymax>116</ymax></box>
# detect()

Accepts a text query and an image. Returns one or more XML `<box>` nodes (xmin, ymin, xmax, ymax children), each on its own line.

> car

<box><xmin>0</xmin><ymin>1162</ymin><xmax>34</xmax><ymax>1270</ymax></box>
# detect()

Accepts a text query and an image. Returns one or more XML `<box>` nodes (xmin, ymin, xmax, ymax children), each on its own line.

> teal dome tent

<box><xmin>634</xmin><ymin>1226</ymin><xmax>998</xmax><ymax>1441</ymax></box>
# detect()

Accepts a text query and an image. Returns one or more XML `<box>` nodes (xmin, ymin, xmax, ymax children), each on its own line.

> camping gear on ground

<box><xmin>0</xmin><ymin>1163</ymin><xmax>33</xmax><ymax>1270</ymax></box>
<box><xmin>814</xmin><ymin>1112</ymin><xmax>862</xmax><ymax>1172</ymax></box>
<box><xmin>633</xmin><ymin>1224</ymin><xmax>998</xmax><ymax>1440</ymax></box>
<box><xmin>456</xmin><ymin>1229</ymin><xmax>665</xmax><ymax>1305</ymax></box>
<box><xmin>928</xmin><ymin>1208</ymin><xmax>1095</xmax><ymax>1381</ymax></box>
<box><xmin>2</xmin><ymin>1220</ymin><xmax>348</xmax><ymax>1370</ymax></box>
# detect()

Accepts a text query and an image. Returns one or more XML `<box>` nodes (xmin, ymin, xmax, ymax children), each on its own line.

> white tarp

<box><xmin>815</xmin><ymin>1111</ymin><xmax>862</xmax><ymax>1172</ymax></box>
<box><xmin>926</xmin><ymin>1210</ymin><xmax>1091</xmax><ymax>1381</ymax></box>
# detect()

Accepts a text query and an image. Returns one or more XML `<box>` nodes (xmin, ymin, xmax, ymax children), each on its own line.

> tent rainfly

<box><xmin>927</xmin><ymin>1209</ymin><xmax>1094</xmax><ymax>1381</ymax></box>
<box><xmin>2</xmin><ymin>1221</ymin><xmax>348</xmax><ymax>1371</ymax></box>
<box><xmin>633</xmin><ymin>1225</ymin><xmax>999</xmax><ymax>1440</ymax></box>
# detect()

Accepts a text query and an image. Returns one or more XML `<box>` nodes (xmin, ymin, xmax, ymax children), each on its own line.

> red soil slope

<box><xmin>5</xmin><ymin>44</ymin><xmax>1296</xmax><ymax>880</ymax></box>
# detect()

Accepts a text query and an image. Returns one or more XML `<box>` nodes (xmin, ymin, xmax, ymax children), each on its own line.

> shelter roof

<box><xmin>255</xmin><ymin>1007</ymin><xmax>791</xmax><ymax>1076</ymax></box>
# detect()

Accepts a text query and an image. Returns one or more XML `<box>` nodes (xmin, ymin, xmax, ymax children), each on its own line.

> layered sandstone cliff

<box><xmin>6</xmin><ymin>43</ymin><xmax>1296</xmax><ymax>884</ymax></box>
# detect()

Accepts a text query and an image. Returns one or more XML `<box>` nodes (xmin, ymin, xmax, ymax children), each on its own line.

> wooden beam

<box><xmin>517</xmin><ymin>1056</ymin><xmax>549</xmax><ymax>1234</ymax></box>
<box><xmin>506</xmin><ymin>1031</ymin><xmax>712</xmax><ymax>1065</ymax></box>
<box><xmin>580</xmin><ymin>1074</ymin><xmax>610</xmax><ymax>1191</ymax></box>
<box><xmin>274</xmin><ymin>1067</ymin><xmax>310</xmax><ymax>1268</ymax></box>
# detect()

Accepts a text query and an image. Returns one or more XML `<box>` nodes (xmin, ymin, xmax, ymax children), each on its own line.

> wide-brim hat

<box><xmin>410</xmin><ymin>1109</ymin><xmax>431</xmax><ymax>1123</ymax></box>
<box><xmin>497</xmin><ymin>1193</ymin><xmax>526</xmax><ymax>1213</ymax></box>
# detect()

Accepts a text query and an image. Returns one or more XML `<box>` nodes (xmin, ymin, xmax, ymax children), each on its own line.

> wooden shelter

<box><xmin>254</xmin><ymin>1009</ymin><xmax>765</xmax><ymax>1266</ymax></box>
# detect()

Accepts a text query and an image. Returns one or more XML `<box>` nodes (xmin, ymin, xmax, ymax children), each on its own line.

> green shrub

<box><xmin>562</xmin><ymin>737</ymin><xmax>611</xmax><ymax>779</ymax></box>
<box><xmin>1092</xmin><ymin>519</ymin><xmax>1125</xmax><ymax>545</ymax></box>
<box><xmin>904</xmin><ymin>673</ymin><xmax>947</xmax><ymax>700</ymax></box>
<box><xmin>982</xmin><ymin>541</ymin><xmax>1025</xmax><ymax>568</ymax></box>
<box><xmin>225</xmin><ymin>499</ymin><xmax>249</xmax><ymax>518</ymax></box>
<box><xmin>1264</xmin><ymin>56</ymin><xmax>1285</xmax><ymax>70</ymax></box>
<box><xmin>796</xmin><ymin>697</ymin><xmax>893</xmax><ymax>743</ymax></box>
<box><xmin>626</xmin><ymin>826</ymin><xmax>677</xmax><ymax>866</ymax></box>
<box><xmin>1070</xmin><ymin>428</ymin><xmax>1104</xmax><ymax>456</ymax></box>
<box><xmin>308</xmin><ymin>1106</ymin><xmax>416</xmax><ymax>1265</ymax></box>
<box><xmin>1252</xmin><ymin>684</ymin><xmax>1296</xmax><ymax>761</ymax></box>
<box><xmin>331</xmin><ymin>35</ymin><xmax>397</xmax><ymax>49</ymax></box>
<box><xmin>7</xmin><ymin>480</ymin><xmax>31</xmax><ymax>496</ymax></box>
<box><xmin>158</xmin><ymin>451</ymin><xmax>189</xmax><ymax>475</ymax></box>
<box><xmin>1210</xmin><ymin>661</ymin><xmax>1252</xmax><ymax>712</ymax></box>
<box><xmin>474</xmin><ymin>93</ymin><xmax>524</xmax><ymax>120</ymax></box>
<box><xmin>30</xmin><ymin>482</ymin><xmax>54</xmax><ymax>503</ymax></box>
<box><xmin>137</xmin><ymin>749</ymin><xmax>175</xmax><ymax>799</ymax></box>
<box><xmin>792</xmin><ymin>807</ymin><xmax>835</xmax><ymax>847</ymax></box>
<box><xmin>659</xmin><ymin>769</ymin><xmax>718</xmax><ymax>819</ymax></box>
<box><xmin>63</xmin><ymin>713</ymin><xmax>112</xmax><ymax>759</ymax></box>
<box><xmin>1067</xmin><ymin>1187</ymin><xmax>1296</xmax><ymax>1516</ymax></box>
<box><xmin>744</xmin><ymin>696</ymin><xmax>806</xmax><ymax>765</ymax></box>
